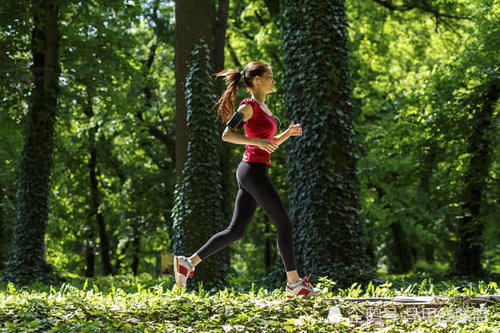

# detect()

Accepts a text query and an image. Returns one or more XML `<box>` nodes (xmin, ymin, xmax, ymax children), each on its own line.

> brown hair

<box><xmin>215</xmin><ymin>61</ymin><xmax>271</xmax><ymax>122</ymax></box>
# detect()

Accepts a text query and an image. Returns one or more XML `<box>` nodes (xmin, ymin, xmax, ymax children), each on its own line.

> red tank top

<box><xmin>240</xmin><ymin>98</ymin><xmax>278</xmax><ymax>166</ymax></box>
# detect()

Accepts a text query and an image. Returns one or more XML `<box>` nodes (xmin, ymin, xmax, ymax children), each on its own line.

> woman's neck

<box><xmin>251</xmin><ymin>91</ymin><xmax>266</xmax><ymax>103</ymax></box>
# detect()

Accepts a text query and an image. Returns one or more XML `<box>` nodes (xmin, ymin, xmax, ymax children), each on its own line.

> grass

<box><xmin>0</xmin><ymin>274</ymin><xmax>498</xmax><ymax>332</ymax></box>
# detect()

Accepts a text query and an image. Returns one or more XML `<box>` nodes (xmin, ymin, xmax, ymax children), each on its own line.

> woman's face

<box><xmin>256</xmin><ymin>70</ymin><xmax>275</xmax><ymax>94</ymax></box>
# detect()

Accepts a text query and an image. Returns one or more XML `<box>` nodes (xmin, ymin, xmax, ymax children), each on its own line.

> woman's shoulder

<box><xmin>237</xmin><ymin>98</ymin><xmax>256</xmax><ymax>121</ymax></box>
<box><xmin>239</xmin><ymin>98</ymin><xmax>256</xmax><ymax>106</ymax></box>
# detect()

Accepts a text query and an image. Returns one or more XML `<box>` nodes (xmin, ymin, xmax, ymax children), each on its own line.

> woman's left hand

<box><xmin>287</xmin><ymin>121</ymin><xmax>302</xmax><ymax>136</ymax></box>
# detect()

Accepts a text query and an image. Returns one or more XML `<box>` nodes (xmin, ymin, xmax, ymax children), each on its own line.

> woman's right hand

<box><xmin>256</xmin><ymin>139</ymin><xmax>279</xmax><ymax>153</ymax></box>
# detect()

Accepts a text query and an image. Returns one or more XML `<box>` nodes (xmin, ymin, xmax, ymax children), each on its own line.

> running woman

<box><xmin>174</xmin><ymin>61</ymin><xmax>320</xmax><ymax>298</ymax></box>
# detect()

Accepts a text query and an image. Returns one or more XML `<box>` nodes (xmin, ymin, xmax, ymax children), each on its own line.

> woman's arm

<box><xmin>273</xmin><ymin>121</ymin><xmax>302</xmax><ymax>146</ymax></box>
<box><xmin>222</xmin><ymin>104</ymin><xmax>278</xmax><ymax>153</ymax></box>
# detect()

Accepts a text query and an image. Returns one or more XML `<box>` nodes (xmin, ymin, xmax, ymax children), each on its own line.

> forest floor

<box><xmin>0</xmin><ymin>274</ymin><xmax>499</xmax><ymax>332</ymax></box>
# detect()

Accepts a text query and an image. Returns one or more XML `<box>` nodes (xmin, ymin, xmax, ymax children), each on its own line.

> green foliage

<box><xmin>0</xmin><ymin>114</ymin><xmax>22</xmax><ymax>270</ymax></box>
<box><xmin>0</xmin><ymin>0</ymin><xmax>31</xmax><ymax>271</ymax></box>
<box><xmin>351</xmin><ymin>0</ymin><xmax>500</xmax><ymax>275</ymax></box>
<box><xmin>0</xmin><ymin>276</ymin><xmax>498</xmax><ymax>332</ymax></box>
<box><xmin>172</xmin><ymin>43</ymin><xmax>230</xmax><ymax>290</ymax></box>
<box><xmin>44</xmin><ymin>0</ymin><xmax>175</xmax><ymax>276</ymax></box>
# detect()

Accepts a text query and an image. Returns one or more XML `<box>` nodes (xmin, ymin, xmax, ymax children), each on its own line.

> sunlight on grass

<box><xmin>0</xmin><ymin>275</ymin><xmax>498</xmax><ymax>332</ymax></box>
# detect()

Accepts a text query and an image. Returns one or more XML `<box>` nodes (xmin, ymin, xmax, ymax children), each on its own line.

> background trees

<box><xmin>351</xmin><ymin>0</ymin><xmax>500</xmax><ymax>277</ymax></box>
<box><xmin>0</xmin><ymin>0</ymin><xmax>498</xmax><ymax>286</ymax></box>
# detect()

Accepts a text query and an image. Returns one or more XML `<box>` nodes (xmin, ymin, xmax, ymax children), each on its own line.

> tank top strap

<box><xmin>239</xmin><ymin>98</ymin><xmax>262</xmax><ymax>118</ymax></box>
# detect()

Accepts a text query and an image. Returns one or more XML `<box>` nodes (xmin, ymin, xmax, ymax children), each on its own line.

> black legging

<box><xmin>196</xmin><ymin>161</ymin><xmax>297</xmax><ymax>272</ymax></box>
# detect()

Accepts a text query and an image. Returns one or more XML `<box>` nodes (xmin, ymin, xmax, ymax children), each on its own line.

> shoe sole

<box><xmin>173</xmin><ymin>256</ymin><xmax>185</xmax><ymax>289</ymax></box>
<box><xmin>286</xmin><ymin>290</ymin><xmax>321</xmax><ymax>298</ymax></box>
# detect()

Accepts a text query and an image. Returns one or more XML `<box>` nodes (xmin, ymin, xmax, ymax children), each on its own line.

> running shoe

<box><xmin>285</xmin><ymin>274</ymin><xmax>321</xmax><ymax>298</ymax></box>
<box><xmin>173</xmin><ymin>255</ymin><xmax>195</xmax><ymax>289</ymax></box>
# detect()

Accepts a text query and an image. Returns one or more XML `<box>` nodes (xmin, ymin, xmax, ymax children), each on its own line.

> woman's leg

<box><xmin>192</xmin><ymin>187</ymin><xmax>258</xmax><ymax>263</ymax></box>
<box><xmin>286</xmin><ymin>271</ymin><xmax>300</xmax><ymax>284</ymax></box>
<box><xmin>237</xmin><ymin>162</ymin><xmax>299</xmax><ymax>282</ymax></box>
<box><xmin>189</xmin><ymin>253</ymin><xmax>202</xmax><ymax>267</ymax></box>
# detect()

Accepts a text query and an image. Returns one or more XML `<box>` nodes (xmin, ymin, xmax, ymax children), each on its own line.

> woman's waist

<box><xmin>238</xmin><ymin>159</ymin><xmax>270</xmax><ymax>172</ymax></box>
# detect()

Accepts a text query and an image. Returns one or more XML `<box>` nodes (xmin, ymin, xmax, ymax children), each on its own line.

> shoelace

<box><xmin>301</xmin><ymin>274</ymin><xmax>312</xmax><ymax>289</ymax></box>
<box><xmin>186</xmin><ymin>262</ymin><xmax>195</xmax><ymax>279</ymax></box>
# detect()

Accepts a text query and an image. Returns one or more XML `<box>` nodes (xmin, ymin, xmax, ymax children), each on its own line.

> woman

<box><xmin>173</xmin><ymin>61</ymin><xmax>320</xmax><ymax>298</ymax></box>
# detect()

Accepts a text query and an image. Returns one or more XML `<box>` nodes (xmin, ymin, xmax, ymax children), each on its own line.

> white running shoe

<box><xmin>285</xmin><ymin>274</ymin><xmax>321</xmax><ymax>298</ymax></box>
<box><xmin>173</xmin><ymin>255</ymin><xmax>195</xmax><ymax>289</ymax></box>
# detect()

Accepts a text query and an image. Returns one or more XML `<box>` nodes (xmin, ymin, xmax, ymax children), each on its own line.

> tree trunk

<box><xmin>84</xmin><ymin>94</ymin><xmax>96</xmax><ymax>277</ymax></box>
<box><xmin>264</xmin><ymin>0</ymin><xmax>280</xmax><ymax>17</ymax></box>
<box><xmin>131</xmin><ymin>223</ymin><xmax>140</xmax><ymax>276</ymax></box>
<box><xmin>213</xmin><ymin>0</ymin><xmax>229</xmax><ymax>73</ymax></box>
<box><xmin>388</xmin><ymin>221</ymin><xmax>414</xmax><ymax>274</ymax></box>
<box><xmin>373</xmin><ymin>184</ymin><xmax>414</xmax><ymax>274</ymax></box>
<box><xmin>264</xmin><ymin>222</ymin><xmax>272</xmax><ymax>272</ymax></box>
<box><xmin>418</xmin><ymin>141</ymin><xmax>437</xmax><ymax>263</ymax></box>
<box><xmin>85</xmin><ymin>235</ymin><xmax>95</xmax><ymax>277</ymax></box>
<box><xmin>213</xmin><ymin>0</ymin><xmax>234</xmax><ymax>248</ymax></box>
<box><xmin>0</xmin><ymin>183</ymin><xmax>7</xmax><ymax>269</ymax></box>
<box><xmin>3</xmin><ymin>0</ymin><xmax>60</xmax><ymax>285</ymax></box>
<box><xmin>454</xmin><ymin>78</ymin><xmax>500</xmax><ymax>276</ymax></box>
<box><xmin>175</xmin><ymin>0</ymin><xmax>214</xmax><ymax>179</ymax></box>
<box><xmin>84</xmin><ymin>94</ymin><xmax>113</xmax><ymax>276</ymax></box>
<box><xmin>172</xmin><ymin>44</ymin><xmax>229</xmax><ymax>290</ymax></box>
<box><xmin>281</xmin><ymin>0</ymin><xmax>374</xmax><ymax>287</ymax></box>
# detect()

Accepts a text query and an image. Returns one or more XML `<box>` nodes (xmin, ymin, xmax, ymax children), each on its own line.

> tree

<box><xmin>83</xmin><ymin>90</ymin><xmax>113</xmax><ymax>276</ymax></box>
<box><xmin>280</xmin><ymin>0</ymin><xmax>375</xmax><ymax>287</ymax></box>
<box><xmin>451</xmin><ymin>4</ymin><xmax>500</xmax><ymax>276</ymax></box>
<box><xmin>172</xmin><ymin>44</ymin><xmax>229</xmax><ymax>289</ymax></box>
<box><xmin>3</xmin><ymin>0</ymin><xmax>60</xmax><ymax>284</ymax></box>
<box><xmin>349</xmin><ymin>0</ymin><xmax>482</xmax><ymax>275</ymax></box>
<box><xmin>175</xmin><ymin>0</ymin><xmax>215</xmax><ymax>179</ymax></box>
<box><xmin>454</xmin><ymin>77</ymin><xmax>499</xmax><ymax>276</ymax></box>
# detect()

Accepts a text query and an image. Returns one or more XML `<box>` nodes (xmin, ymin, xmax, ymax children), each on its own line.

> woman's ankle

<box><xmin>189</xmin><ymin>254</ymin><xmax>202</xmax><ymax>267</ymax></box>
<box><xmin>286</xmin><ymin>270</ymin><xmax>300</xmax><ymax>284</ymax></box>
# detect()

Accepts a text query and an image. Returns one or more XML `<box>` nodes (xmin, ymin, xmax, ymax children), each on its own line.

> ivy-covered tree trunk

<box><xmin>172</xmin><ymin>44</ymin><xmax>229</xmax><ymax>290</ymax></box>
<box><xmin>175</xmin><ymin>0</ymin><xmax>214</xmax><ymax>179</ymax></box>
<box><xmin>281</xmin><ymin>0</ymin><xmax>374</xmax><ymax>287</ymax></box>
<box><xmin>454</xmin><ymin>78</ymin><xmax>500</xmax><ymax>277</ymax></box>
<box><xmin>2</xmin><ymin>0</ymin><xmax>60</xmax><ymax>284</ymax></box>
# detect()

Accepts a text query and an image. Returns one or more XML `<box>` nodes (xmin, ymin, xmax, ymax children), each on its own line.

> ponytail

<box><xmin>215</xmin><ymin>61</ymin><xmax>271</xmax><ymax>123</ymax></box>
<box><xmin>215</xmin><ymin>69</ymin><xmax>242</xmax><ymax>123</ymax></box>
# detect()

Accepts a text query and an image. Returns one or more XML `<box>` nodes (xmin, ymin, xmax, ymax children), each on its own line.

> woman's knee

<box><xmin>225</xmin><ymin>226</ymin><xmax>246</xmax><ymax>241</ymax></box>
<box><xmin>275</xmin><ymin>216</ymin><xmax>293</xmax><ymax>234</ymax></box>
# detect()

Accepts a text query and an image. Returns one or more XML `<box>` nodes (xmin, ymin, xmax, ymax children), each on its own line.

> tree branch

<box><xmin>226</xmin><ymin>39</ymin><xmax>242</xmax><ymax>68</ymax></box>
<box><xmin>135</xmin><ymin>41</ymin><xmax>176</xmax><ymax>169</ymax></box>
<box><xmin>371</xmin><ymin>0</ymin><xmax>472</xmax><ymax>21</ymax></box>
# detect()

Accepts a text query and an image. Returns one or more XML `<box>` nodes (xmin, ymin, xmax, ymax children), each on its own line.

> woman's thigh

<box><xmin>237</xmin><ymin>162</ymin><xmax>289</xmax><ymax>224</ymax></box>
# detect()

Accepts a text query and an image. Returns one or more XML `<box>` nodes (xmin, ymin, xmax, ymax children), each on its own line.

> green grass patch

<box><xmin>0</xmin><ymin>275</ymin><xmax>498</xmax><ymax>332</ymax></box>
